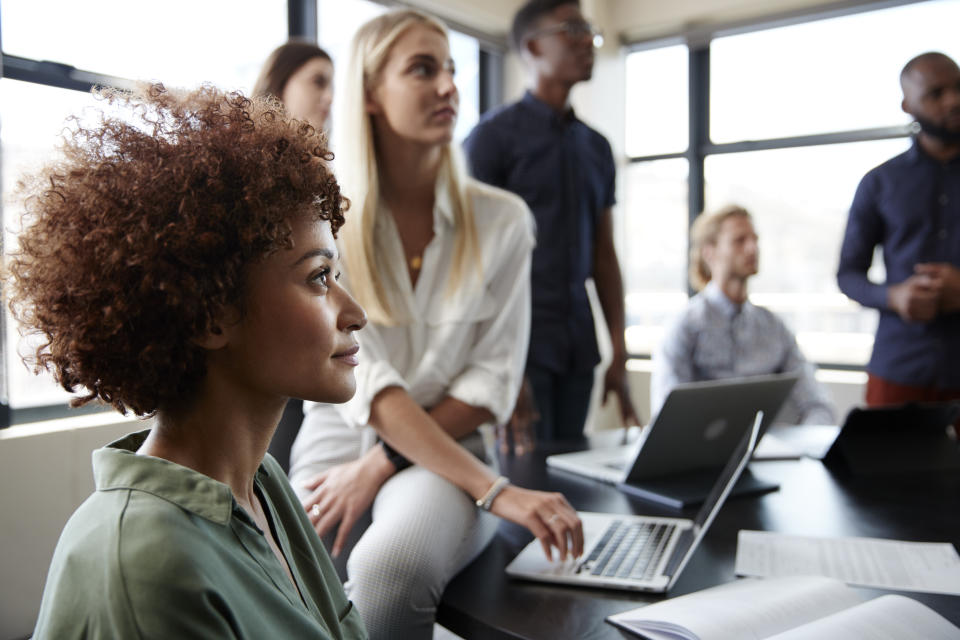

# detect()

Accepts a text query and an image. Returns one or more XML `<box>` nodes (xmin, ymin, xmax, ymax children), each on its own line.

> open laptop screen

<box><xmin>664</xmin><ymin>410</ymin><xmax>763</xmax><ymax>589</ymax></box>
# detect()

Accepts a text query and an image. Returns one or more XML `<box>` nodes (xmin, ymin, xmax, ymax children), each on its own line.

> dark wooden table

<box><xmin>437</xmin><ymin>431</ymin><xmax>960</xmax><ymax>639</ymax></box>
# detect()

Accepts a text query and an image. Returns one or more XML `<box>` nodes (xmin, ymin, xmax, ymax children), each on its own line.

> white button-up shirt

<box><xmin>291</xmin><ymin>179</ymin><xmax>535</xmax><ymax>468</ymax></box>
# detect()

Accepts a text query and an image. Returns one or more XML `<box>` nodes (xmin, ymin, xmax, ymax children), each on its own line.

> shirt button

<box><xmin>941</xmin><ymin>194</ymin><xmax>949</xmax><ymax>206</ymax></box>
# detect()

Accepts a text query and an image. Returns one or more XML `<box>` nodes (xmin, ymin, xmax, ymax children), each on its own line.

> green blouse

<box><xmin>33</xmin><ymin>430</ymin><xmax>367</xmax><ymax>640</ymax></box>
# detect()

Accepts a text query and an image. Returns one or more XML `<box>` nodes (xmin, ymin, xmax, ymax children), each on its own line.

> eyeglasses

<box><xmin>526</xmin><ymin>20</ymin><xmax>604</xmax><ymax>48</ymax></box>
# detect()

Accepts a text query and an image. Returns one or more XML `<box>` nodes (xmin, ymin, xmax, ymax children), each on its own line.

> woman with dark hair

<box><xmin>254</xmin><ymin>40</ymin><xmax>335</xmax><ymax>131</ymax></box>
<box><xmin>9</xmin><ymin>83</ymin><xmax>368</xmax><ymax>639</ymax></box>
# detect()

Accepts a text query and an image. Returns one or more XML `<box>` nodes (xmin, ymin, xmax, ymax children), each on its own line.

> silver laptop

<box><xmin>505</xmin><ymin>412</ymin><xmax>762</xmax><ymax>592</ymax></box>
<box><xmin>545</xmin><ymin>373</ymin><xmax>799</xmax><ymax>506</ymax></box>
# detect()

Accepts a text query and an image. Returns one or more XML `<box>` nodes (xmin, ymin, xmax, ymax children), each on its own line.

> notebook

<box><xmin>505</xmin><ymin>411</ymin><xmax>762</xmax><ymax>592</ymax></box>
<box><xmin>546</xmin><ymin>373</ymin><xmax>799</xmax><ymax>507</ymax></box>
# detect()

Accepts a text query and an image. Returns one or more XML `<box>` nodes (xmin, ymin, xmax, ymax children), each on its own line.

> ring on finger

<box><xmin>547</xmin><ymin>513</ymin><xmax>560</xmax><ymax>524</ymax></box>
<box><xmin>311</xmin><ymin>503</ymin><xmax>321</xmax><ymax>517</ymax></box>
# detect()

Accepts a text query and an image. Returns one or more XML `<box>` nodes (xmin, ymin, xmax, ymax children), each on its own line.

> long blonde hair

<box><xmin>334</xmin><ymin>9</ymin><xmax>480</xmax><ymax>326</ymax></box>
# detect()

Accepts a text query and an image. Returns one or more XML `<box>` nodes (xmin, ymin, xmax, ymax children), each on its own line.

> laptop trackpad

<box><xmin>618</xmin><ymin>469</ymin><xmax>778</xmax><ymax>509</ymax></box>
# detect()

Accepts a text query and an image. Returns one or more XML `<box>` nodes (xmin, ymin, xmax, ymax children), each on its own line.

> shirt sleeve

<box><xmin>775</xmin><ymin>319</ymin><xmax>837</xmax><ymax>425</ymax></box>
<box><xmin>446</xmin><ymin>203</ymin><xmax>535</xmax><ymax>424</ymax></box>
<box><xmin>837</xmin><ymin>170</ymin><xmax>888</xmax><ymax>310</ymax></box>
<box><xmin>651</xmin><ymin>311</ymin><xmax>697</xmax><ymax>418</ymax></box>
<box><xmin>462</xmin><ymin>121</ymin><xmax>506</xmax><ymax>188</ymax></box>
<box><xmin>600</xmin><ymin>135</ymin><xmax>617</xmax><ymax>210</ymax></box>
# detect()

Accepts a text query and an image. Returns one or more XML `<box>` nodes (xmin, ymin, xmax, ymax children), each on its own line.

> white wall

<box><xmin>0</xmin><ymin>413</ymin><xmax>146</xmax><ymax>640</ymax></box>
<box><xmin>404</xmin><ymin>0</ymin><xmax>519</xmax><ymax>34</ymax></box>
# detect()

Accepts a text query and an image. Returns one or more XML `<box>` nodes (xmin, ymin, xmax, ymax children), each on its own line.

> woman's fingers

<box><xmin>315</xmin><ymin>501</ymin><xmax>343</xmax><ymax>539</ymax></box>
<box><xmin>526</xmin><ymin>516</ymin><xmax>555</xmax><ymax>562</ymax></box>
<box><xmin>332</xmin><ymin>507</ymin><xmax>362</xmax><ymax>557</ymax></box>
<box><xmin>536</xmin><ymin>496</ymin><xmax>582</xmax><ymax>561</ymax></box>
<box><xmin>302</xmin><ymin>470</ymin><xmax>329</xmax><ymax>492</ymax></box>
<box><xmin>493</xmin><ymin>486</ymin><xmax>583</xmax><ymax>562</ymax></box>
<box><xmin>304</xmin><ymin>478</ymin><xmax>339</xmax><ymax>532</ymax></box>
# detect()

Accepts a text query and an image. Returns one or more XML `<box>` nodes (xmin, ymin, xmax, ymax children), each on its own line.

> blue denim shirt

<box><xmin>464</xmin><ymin>91</ymin><xmax>615</xmax><ymax>373</ymax></box>
<box><xmin>838</xmin><ymin>140</ymin><xmax>960</xmax><ymax>387</ymax></box>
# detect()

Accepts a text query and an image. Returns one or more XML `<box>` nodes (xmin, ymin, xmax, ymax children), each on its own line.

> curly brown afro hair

<box><xmin>6</xmin><ymin>83</ymin><xmax>345</xmax><ymax>416</ymax></box>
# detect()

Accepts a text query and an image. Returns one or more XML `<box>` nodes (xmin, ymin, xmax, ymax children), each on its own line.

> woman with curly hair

<box><xmin>288</xmin><ymin>10</ymin><xmax>584</xmax><ymax>639</ymax></box>
<box><xmin>253</xmin><ymin>40</ymin><xmax>335</xmax><ymax>132</ymax></box>
<box><xmin>8</xmin><ymin>84</ymin><xmax>368</xmax><ymax>639</ymax></box>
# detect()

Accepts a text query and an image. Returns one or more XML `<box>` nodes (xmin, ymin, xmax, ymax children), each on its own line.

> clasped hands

<box><xmin>888</xmin><ymin>262</ymin><xmax>960</xmax><ymax>323</ymax></box>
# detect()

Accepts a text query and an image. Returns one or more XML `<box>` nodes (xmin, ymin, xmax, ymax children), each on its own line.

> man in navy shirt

<box><xmin>838</xmin><ymin>51</ymin><xmax>960</xmax><ymax>406</ymax></box>
<box><xmin>464</xmin><ymin>0</ymin><xmax>638</xmax><ymax>443</ymax></box>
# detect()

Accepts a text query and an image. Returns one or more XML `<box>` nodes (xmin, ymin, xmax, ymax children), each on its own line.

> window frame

<box><xmin>623</xmin><ymin>0</ymin><xmax>935</xmax><ymax>370</ymax></box>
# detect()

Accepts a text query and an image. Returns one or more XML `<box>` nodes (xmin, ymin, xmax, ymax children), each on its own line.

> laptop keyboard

<box><xmin>579</xmin><ymin>520</ymin><xmax>676</xmax><ymax>580</ymax></box>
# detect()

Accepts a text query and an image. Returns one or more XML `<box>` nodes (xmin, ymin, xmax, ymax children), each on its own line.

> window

<box><xmin>624</xmin><ymin>44</ymin><xmax>688</xmax><ymax>157</ymax></box>
<box><xmin>624</xmin><ymin>0</ymin><xmax>960</xmax><ymax>368</ymax></box>
<box><xmin>1</xmin><ymin>0</ymin><xmax>286</xmax><ymax>92</ymax></box>
<box><xmin>1</xmin><ymin>81</ymin><xmax>102</xmax><ymax>408</ymax></box>
<box><xmin>621</xmin><ymin>45</ymin><xmax>690</xmax><ymax>355</ymax></box>
<box><xmin>711</xmin><ymin>0</ymin><xmax>959</xmax><ymax>143</ymax></box>
<box><xmin>620</xmin><ymin>159</ymin><xmax>690</xmax><ymax>356</ymax></box>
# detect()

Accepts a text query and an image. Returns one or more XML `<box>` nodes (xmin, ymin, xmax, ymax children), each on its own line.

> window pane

<box><xmin>318</xmin><ymin>0</ymin><xmax>389</xmax><ymax>84</ymax></box>
<box><xmin>625</xmin><ymin>45</ymin><xmax>688</xmax><ymax>157</ymax></box>
<box><xmin>711</xmin><ymin>0</ymin><xmax>960</xmax><ymax>143</ymax></box>
<box><xmin>448</xmin><ymin>30</ymin><xmax>480</xmax><ymax>142</ymax></box>
<box><xmin>620</xmin><ymin>159</ymin><xmax>689</xmax><ymax>355</ymax></box>
<box><xmin>1</xmin><ymin>80</ymin><xmax>100</xmax><ymax>408</ymax></box>
<box><xmin>704</xmin><ymin>138</ymin><xmax>912</xmax><ymax>365</ymax></box>
<box><xmin>318</xmin><ymin>0</ymin><xmax>480</xmax><ymax>142</ymax></box>
<box><xmin>1</xmin><ymin>0</ymin><xmax>287</xmax><ymax>92</ymax></box>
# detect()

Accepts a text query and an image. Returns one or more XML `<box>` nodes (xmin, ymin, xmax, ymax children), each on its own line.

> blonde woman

<box><xmin>288</xmin><ymin>10</ymin><xmax>583</xmax><ymax>639</ymax></box>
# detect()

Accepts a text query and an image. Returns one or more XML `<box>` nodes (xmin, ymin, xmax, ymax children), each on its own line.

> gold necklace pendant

<box><xmin>410</xmin><ymin>255</ymin><xmax>422</xmax><ymax>270</ymax></box>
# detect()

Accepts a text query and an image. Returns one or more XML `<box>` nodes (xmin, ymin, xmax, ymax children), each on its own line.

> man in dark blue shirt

<box><xmin>464</xmin><ymin>0</ymin><xmax>638</xmax><ymax>443</ymax></box>
<box><xmin>838</xmin><ymin>51</ymin><xmax>960</xmax><ymax>406</ymax></box>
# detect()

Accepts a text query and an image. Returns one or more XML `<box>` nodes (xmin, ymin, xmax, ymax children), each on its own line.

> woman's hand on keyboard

<box><xmin>491</xmin><ymin>486</ymin><xmax>584</xmax><ymax>561</ymax></box>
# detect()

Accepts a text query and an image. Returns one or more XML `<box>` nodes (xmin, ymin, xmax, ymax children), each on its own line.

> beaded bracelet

<box><xmin>475</xmin><ymin>475</ymin><xmax>510</xmax><ymax>511</ymax></box>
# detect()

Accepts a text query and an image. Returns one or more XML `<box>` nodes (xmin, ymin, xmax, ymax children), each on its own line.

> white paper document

<box><xmin>606</xmin><ymin>576</ymin><xmax>960</xmax><ymax>640</ymax></box>
<box><xmin>735</xmin><ymin>530</ymin><xmax>960</xmax><ymax>595</ymax></box>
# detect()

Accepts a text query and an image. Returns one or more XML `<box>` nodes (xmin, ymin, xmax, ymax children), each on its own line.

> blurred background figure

<box><xmin>254</xmin><ymin>40</ymin><xmax>335</xmax><ymax>132</ymax></box>
<box><xmin>465</xmin><ymin>0</ymin><xmax>638</xmax><ymax>445</ymax></box>
<box><xmin>838</xmin><ymin>51</ymin><xmax>960</xmax><ymax>408</ymax></box>
<box><xmin>653</xmin><ymin>204</ymin><xmax>835</xmax><ymax>426</ymax></box>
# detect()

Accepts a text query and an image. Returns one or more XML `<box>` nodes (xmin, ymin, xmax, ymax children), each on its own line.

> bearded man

<box><xmin>838</xmin><ymin>51</ymin><xmax>960</xmax><ymax>406</ymax></box>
